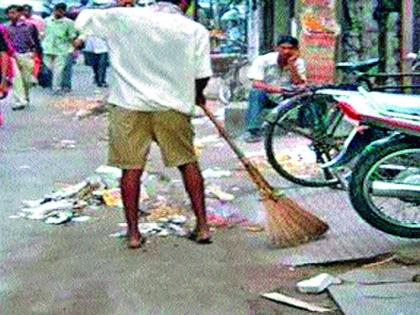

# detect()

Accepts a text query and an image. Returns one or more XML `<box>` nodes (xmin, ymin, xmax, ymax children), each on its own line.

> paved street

<box><xmin>0</xmin><ymin>65</ymin><xmax>419</xmax><ymax>314</ymax></box>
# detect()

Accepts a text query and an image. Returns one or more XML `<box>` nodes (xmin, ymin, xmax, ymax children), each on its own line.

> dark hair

<box><xmin>54</xmin><ymin>3</ymin><xmax>67</xmax><ymax>11</ymax></box>
<box><xmin>5</xmin><ymin>5</ymin><xmax>24</xmax><ymax>14</ymax></box>
<box><xmin>22</xmin><ymin>4</ymin><xmax>33</xmax><ymax>11</ymax></box>
<box><xmin>157</xmin><ymin>0</ymin><xmax>191</xmax><ymax>6</ymax></box>
<box><xmin>276</xmin><ymin>35</ymin><xmax>299</xmax><ymax>48</ymax></box>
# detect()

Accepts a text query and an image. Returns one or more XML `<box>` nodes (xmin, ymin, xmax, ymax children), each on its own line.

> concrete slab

<box><xmin>329</xmin><ymin>282</ymin><xmax>420</xmax><ymax>315</ymax></box>
<box><xmin>338</xmin><ymin>267</ymin><xmax>420</xmax><ymax>284</ymax></box>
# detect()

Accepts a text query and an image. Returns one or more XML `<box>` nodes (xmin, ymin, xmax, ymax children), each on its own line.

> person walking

<box><xmin>22</xmin><ymin>4</ymin><xmax>45</xmax><ymax>38</ymax></box>
<box><xmin>83</xmin><ymin>35</ymin><xmax>108</xmax><ymax>88</ymax></box>
<box><xmin>0</xmin><ymin>29</ymin><xmax>14</xmax><ymax>126</ymax></box>
<box><xmin>42</xmin><ymin>3</ymin><xmax>77</xmax><ymax>95</ymax></box>
<box><xmin>6</xmin><ymin>5</ymin><xmax>42</xmax><ymax>110</ymax></box>
<box><xmin>74</xmin><ymin>0</ymin><xmax>213</xmax><ymax>249</ymax></box>
<box><xmin>243</xmin><ymin>35</ymin><xmax>306</xmax><ymax>142</ymax></box>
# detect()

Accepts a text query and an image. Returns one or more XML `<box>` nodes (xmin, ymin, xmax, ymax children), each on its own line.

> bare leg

<box><xmin>120</xmin><ymin>168</ymin><xmax>143</xmax><ymax>248</ymax></box>
<box><xmin>178</xmin><ymin>162</ymin><xmax>211</xmax><ymax>240</ymax></box>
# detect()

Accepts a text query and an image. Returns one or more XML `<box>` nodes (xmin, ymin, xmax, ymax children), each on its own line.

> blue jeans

<box><xmin>61</xmin><ymin>54</ymin><xmax>75</xmax><ymax>90</ymax></box>
<box><xmin>92</xmin><ymin>53</ymin><xmax>108</xmax><ymax>86</ymax></box>
<box><xmin>245</xmin><ymin>89</ymin><xmax>277</xmax><ymax>134</ymax></box>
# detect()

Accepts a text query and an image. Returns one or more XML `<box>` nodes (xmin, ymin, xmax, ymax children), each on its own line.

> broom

<box><xmin>201</xmin><ymin>105</ymin><xmax>329</xmax><ymax>248</ymax></box>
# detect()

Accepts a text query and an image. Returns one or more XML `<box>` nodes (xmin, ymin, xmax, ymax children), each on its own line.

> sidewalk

<box><xmin>1</xmin><ymin>65</ymin><xmax>419</xmax><ymax>314</ymax></box>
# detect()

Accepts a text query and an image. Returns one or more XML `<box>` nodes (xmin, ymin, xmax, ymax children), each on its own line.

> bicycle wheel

<box><xmin>218</xmin><ymin>78</ymin><xmax>232</xmax><ymax>105</ymax></box>
<box><xmin>264</xmin><ymin>94</ymin><xmax>352</xmax><ymax>187</ymax></box>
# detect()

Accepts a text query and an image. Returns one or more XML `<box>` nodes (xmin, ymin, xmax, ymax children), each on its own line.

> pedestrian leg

<box><xmin>11</xmin><ymin>57</ymin><xmax>28</xmax><ymax>109</ymax></box>
<box><xmin>120</xmin><ymin>168</ymin><xmax>144</xmax><ymax>248</ymax></box>
<box><xmin>245</xmin><ymin>88</ymin><xmax>273</xmax><ymax>134</ymax></box>
<box><xmin>52</xmin><ymin>54</ymin><xmax>67</xmax><ymax>93</ymax></box>
<box><xmin>43</xmin><ymin>54</ymin><xmax>56</xmax><ymax>91</ymax></box>
<box><xmin>97</xmin><ymin>53</ymin><xmax>108</xmax><ymax>86</ymax></box>
<box><xmin>61</xmin><ymin>54</ymin><xmax>74</xmax><ymax>92</ymax></box>
<box><xmin>178</xmin><ymin>162</ymin><xmax>211</xmax><ymax>241</ymax></box>
<box><xmin>92</xmin><ymin>54</ymin><xmax>100</xmax><ymax>86</ymax></box>
<box><xmin>18</xmin><ymin>53</ymin><xmax>35</xmax><ymax>104</ymax></box>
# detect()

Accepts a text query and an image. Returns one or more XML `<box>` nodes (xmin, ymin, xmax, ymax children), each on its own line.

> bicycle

<box><xmin>263</xmin><ymin>58</ymin><xmax>385</xmax><ymax>188</ymax></box>
<box><xmin>263</xmin><ymin>54</ymin><xmax>420</xmax><ymax>188</ymax></box>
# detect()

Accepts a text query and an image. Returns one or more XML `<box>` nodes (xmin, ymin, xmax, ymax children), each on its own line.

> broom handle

<box><xmin>201</xmin><ymin>105</ymin><xmax>273</xmax><ymax>194</ymax></box>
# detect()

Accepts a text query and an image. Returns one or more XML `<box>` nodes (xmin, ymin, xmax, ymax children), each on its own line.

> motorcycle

<box><xmin>331</xmin><ymin>88</ymin><xmax>420</xmax><ymax>238</ymax></box>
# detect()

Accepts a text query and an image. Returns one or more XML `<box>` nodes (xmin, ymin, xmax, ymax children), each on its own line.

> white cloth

<box><xmin>75</xmin><ymin>7</ymin><xmax>212</xmax><ymax>115</ymax></box>
<box><xmin>84</xmin><ymin>36</ymin><xmax>108</xmax><ymax>54</ymax></box>
<box><xmin>247</xmin><ymin>52</ymin><xmax>306</xmax><ymax>87</ymax></box>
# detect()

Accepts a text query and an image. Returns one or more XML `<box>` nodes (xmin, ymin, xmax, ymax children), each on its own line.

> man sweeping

<box><xmin>74</xmin><ymin>0</ymin><xmax>213</xmax><ymax>249</ymax></box>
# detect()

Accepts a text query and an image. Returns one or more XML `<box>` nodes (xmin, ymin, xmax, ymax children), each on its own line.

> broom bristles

<box><xmin>263</xmin><ymin>194</ymin><xmax>329</xmax><ymax>248</ymax></box>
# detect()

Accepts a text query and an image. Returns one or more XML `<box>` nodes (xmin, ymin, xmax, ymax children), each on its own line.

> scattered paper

<box><xmin>44</xmin><ymin>211</ymin><xmax>73</xmax><ymax>225</ymax></box>
<box><xmin>59</xmin><ymin>139</ymin><xmax>76</xmax><ymax>149</ymax></box>
<box><xmin>9</xmin><ymin>215</ymin><xmax>22</xmax><ymax>219</ymax></box>
<box><xmin>72</xmin><ymin>216</ymin><xmax>91</xmax><ymax>223</ymax></box>
<box><xmin>206</xmin><ymin>185</ymin><xmax>235</xmax><ymax>201</ymax></box>
<box><xmin>297</xmin><ymin>273</ymin><xmax>342</xmax><ymax>294</ymax></box>
<box><xmin>202</xmin><ymin>168</ymin><xmax>232</xmax><ymax>179</ymax></box>
<box><xmin>102</xmin><ymin>188</ymin><xmax>122</xmax><ymax>207</ymax></box>
<box><xmin>261</xmin><ymin>292</ymin><xmax>333</xmax><ymax>313</ymax></box>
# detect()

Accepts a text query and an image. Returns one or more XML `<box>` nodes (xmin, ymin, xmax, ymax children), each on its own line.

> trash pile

<box><xmin>12</xmin><ymin>161</ymin><xmax>252</xmax><ymax>238</ymax></box>
<box><xmin>12</xmin><ymin>131</ymin><xmax>263</xmax><ymax>238</ymax></box>
<box><xmin>12</xmin><ymin>165</ymin><xmax>187</xmax><ymax>225</ymax></box>
<box><xmin>53</xmin><ymin>96</ymin><xmax>107</xmax><ymax>119</ymax></box>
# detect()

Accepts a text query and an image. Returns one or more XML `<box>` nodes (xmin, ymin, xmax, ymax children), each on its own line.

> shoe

<box><xmin>53</xmin><ymin>89</ymin><xmax>64</xmax><ymax>96</ymax></box>
<box><xmin>12</xmin><ymin>105</ymin><xmax>26</xmax><ymax>111</ymax></box>
<box><xmin>243</xmin><ymin>131</ymin><xmax>262</xmax><ymax>143</ymax></box>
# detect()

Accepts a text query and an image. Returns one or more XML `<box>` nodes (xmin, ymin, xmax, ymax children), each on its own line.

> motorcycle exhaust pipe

<box><xmin>371</xmin><ymin>181</ymin><xmax>420</xmax><ymax>199</ymax></box>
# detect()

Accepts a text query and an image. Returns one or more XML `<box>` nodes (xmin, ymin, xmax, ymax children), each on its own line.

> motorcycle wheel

<box><xmin>349</xmin><ymin>140</ymin><xmax>420</xmax><ymax>238</ymax></box>
<box><xmin>264</xmin><ymin>94</ymin><xmax>351</xmax><ymax>187</ymax></box>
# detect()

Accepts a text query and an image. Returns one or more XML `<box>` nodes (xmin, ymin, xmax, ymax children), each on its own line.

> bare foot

<box><xmin>188</xmin><ymin>227</ymin><xmax>212</xmax><ymax>244</ymax></box>
<box><xmin>127</xmin><ymin>233</ymin><xmax>145</xmax><ymax>249</ymax></box>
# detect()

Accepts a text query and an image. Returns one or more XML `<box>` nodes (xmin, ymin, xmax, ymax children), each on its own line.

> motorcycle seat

<box><xmin>369</xmin><ymin>92</ymin><xmax>420</xmax><ymax>117</ymax></box>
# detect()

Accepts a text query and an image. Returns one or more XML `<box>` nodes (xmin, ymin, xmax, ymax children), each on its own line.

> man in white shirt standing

<box><xmin>74</xmin><ymin>0</ymin><xmax>213</xmax><ymax>249</ymax></box>
<box><xmin>83</xmin><ymin>35</ymin><xmax>109</xmax><ymax>87</ymax></box>
<box><xmin>243</xmin><ymin>36</ymin><xmax>307</xmax><ymax>143</ymax></box>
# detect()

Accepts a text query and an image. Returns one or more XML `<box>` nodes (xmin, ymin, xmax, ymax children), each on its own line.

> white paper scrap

<box><xmin>261</xmin><ymin>292</ymin><xmax>333</xmax><ymax>313</ymax></box>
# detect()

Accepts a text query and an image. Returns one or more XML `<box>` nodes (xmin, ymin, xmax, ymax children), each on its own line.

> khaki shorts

<box><xmin>108</xmin><ymin>105</ymin><xmax>197</xmax><ymax>169</ymax></box>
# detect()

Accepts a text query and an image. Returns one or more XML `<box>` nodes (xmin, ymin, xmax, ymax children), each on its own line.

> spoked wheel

<box><xmin>349</xmin><ymin>140</ymin><xmax>420</xmax><ymax>238</ymax></box>
<box><xmin>264</xmin><ymin>94</ymin><xmax>352</xmax><ymax>187</ymax></box>
<box><xmin>218</xmin><ymin>79</ymin><xmax>232</xmax><ymax>105</ymax></box>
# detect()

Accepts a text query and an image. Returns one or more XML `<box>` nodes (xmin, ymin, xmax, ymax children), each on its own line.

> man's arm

<box><xmin>287</xmin><ymin>54</ymin><xmax>306</xmax><ymax>85</ymax></box>
<box><xmin>31</xmin><ymin>25</ymin><xmax>43</xmax><ymax>57</ymax></box>
<box><xmin>252</xmin><ymin>80</ymin><xmax>283</xmax><ymax>94</ymax></box>
<box><xmin>195</xmin><ymin>77</ymin><xmax>210</xmax><ymax>107</ymax></box>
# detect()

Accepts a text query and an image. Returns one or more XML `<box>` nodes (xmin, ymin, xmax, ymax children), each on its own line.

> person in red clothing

<box><xmin>0</xmin><ymin>29</ymin><xmax>14</xmax><ymax>126</ymax></box>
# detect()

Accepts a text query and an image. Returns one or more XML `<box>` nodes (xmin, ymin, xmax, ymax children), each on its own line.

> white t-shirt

<box><xmin>84</xmin><ymin>36</ymin><xmax>108</xmax><ymax>54</ymax></box>
<box><xmin>75</xmin><ymin>7</ymin><xmax>213</xmax><ymax>115</ymax></box>
<box><xmin>247</xmin><ymin>52</ymin><xmax>306</xmax><ymax>87</ymax></box>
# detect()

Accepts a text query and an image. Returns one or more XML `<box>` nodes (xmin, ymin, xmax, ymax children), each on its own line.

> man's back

<box><xmin>75</xmin><ymin>7</ymin><xmax>212</xmax><ymax>115</ymax></box>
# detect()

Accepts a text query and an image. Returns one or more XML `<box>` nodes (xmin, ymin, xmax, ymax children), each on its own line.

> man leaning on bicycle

<box><xmin>243</xmin><ymin>35</ymin><xmax>307</xmax><ymax>143</ymax></box>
